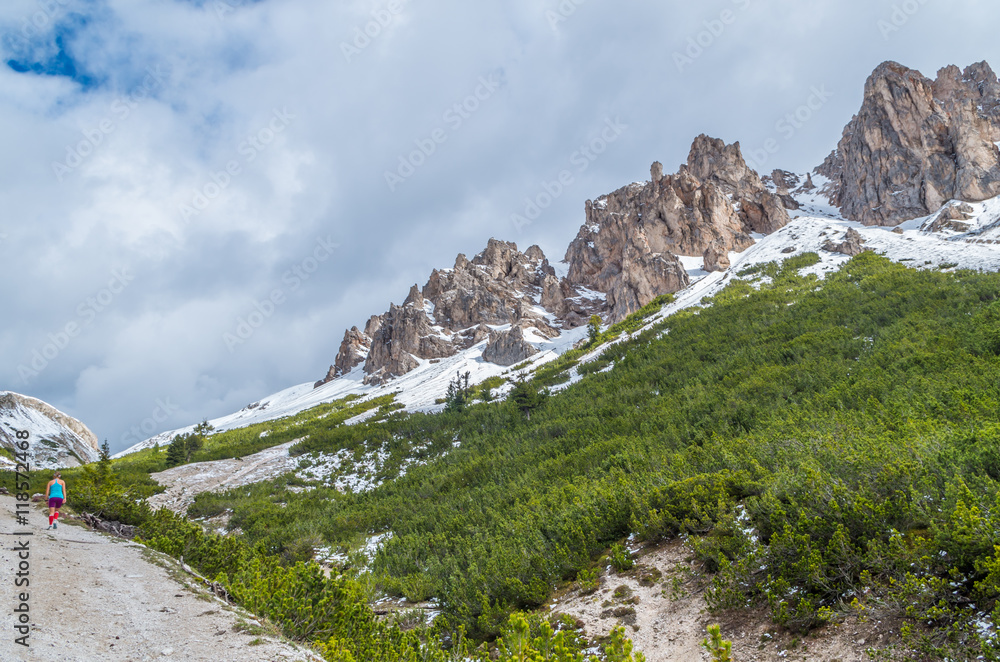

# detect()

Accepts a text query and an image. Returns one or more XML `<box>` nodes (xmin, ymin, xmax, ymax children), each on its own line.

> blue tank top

<box><xmin>49</xmin><ymin>481</ymin><xmax>64</xmax><ymax>499</ymax></box>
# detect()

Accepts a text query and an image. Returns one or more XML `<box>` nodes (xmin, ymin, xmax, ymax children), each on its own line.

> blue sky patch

<box><xmin>6</xmin><ymin>14</ymin><xmax>101</xmax><ymax>91</ymax></box>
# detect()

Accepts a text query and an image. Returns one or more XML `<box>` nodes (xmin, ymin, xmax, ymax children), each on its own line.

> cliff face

<box><xmin>818</xmin><ymin>61</ymin><xmax>1000</xmax><ymax>226</ymax></box>
<box><xmin>564</xmin><ymin>135</ymin><xmax>790</xmax><ymax>320</ymax></box>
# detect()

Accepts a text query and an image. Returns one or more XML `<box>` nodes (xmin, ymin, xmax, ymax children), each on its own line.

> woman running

<box><xmin>46</xmin><ymin>472</ymin><xmax>67</xmax><ymax>530</ymax></box>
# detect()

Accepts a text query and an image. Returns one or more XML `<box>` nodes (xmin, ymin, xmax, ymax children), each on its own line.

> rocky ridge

<box><xmin>320</xmin><ymin>239</ymin><xmax>602</xmax><ymax>386</ymax></box>
<box><xmin>318</xmin><ymin>60</ymin><xmax>1000</xmax><ymax>388</ymax></box>
<box><xmin>0</xmin><ymin>391</ymin><xmax>100</xmax><ymax>468</ymax></box>
<box><xmin>318</xmin><ymin>135</ymin><xmax>794</xmax><ymax>386</ymax></box>
<box><xmin>817</xmin><ymin>60</ymin><xmax>1000</xmax><ymax>226</ymax></box>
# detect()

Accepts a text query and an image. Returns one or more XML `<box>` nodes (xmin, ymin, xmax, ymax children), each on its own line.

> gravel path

<box><xmin>0</xmin><ymin>496</ymin><xmax>323</xmax><ymax>662</ymax></box>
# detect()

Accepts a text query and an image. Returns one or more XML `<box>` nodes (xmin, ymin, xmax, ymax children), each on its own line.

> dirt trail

<box><xmin>0</xmin><ymin>496</ymin><xmax>322</xmax><ymax>662</ymax></box>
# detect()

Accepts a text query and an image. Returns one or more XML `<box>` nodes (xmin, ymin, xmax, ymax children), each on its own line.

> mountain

<box><xmin>316</xmin><ymin>133</ymin><xmax>793</xmax><ymax>390</ymax></box>
<box><xmin>817</xmin><ymin>60</ymin><xmax>1000</xmax><ymax>225</ymax></box>
<box><xmin>0</xmin><ymin>391</ymin><xmax>100</xmax><ymax>469</ymax></box>
<box><xmin>119</xmin><ymin>59</ymin><xmax>1000</xmax><ymax>458</ymax></box>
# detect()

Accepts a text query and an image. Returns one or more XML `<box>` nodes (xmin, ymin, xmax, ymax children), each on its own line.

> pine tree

<box><xmin>168</xmin><ymin>419</ymin><xmax>212</xmax><ymax>465</ymax></box>
<box><xmin>702</xmin><ymin>624</ymin><xmax>733</xmax><ymax>662</ymax></box>
<box><xmin>184</xmin><ymin>432</ymin><xmax>204</xmax><ymax>463</ymax></box>
<box><xmin>445</xmin><ymin>371</ymin><xmax>472</xmax><ymax>413</ymax></box>
<box><xmin>193</xmin><ymin>419</ymin><xmax>215</xmax><ymax>436</ymax></box>
<box><xmin>165</xmin><ymin>434</ymin><xmax>186</xmax><ymax>468</ymax></box>
<box><xmin>587</xmin><ymin>314</ymin><xmax>602</xmax><ymax>344</ymax></box>
<box><xmin>509</xmin><ymin>377</ymin><xmax>546</xmax><ymax>420</ymax></box>
<box><xmin>96</xmin><ymin>440</ymin><xmax>114</xmax><ymax>488</ymax></box>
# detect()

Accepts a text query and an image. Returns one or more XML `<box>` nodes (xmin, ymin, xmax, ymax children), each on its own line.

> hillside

<box><xmin>93</xmin><ymin>249</ymin><xmax>1000</xmax><ymax>661</ymax></box>
<box><xmin>117</xmin><ymin>192</ymin><xmax>1000</xmax><ymax>460</ymax></box>
<box><xmin>115</xmin><ymin>62</ymin><xmax>1000</xmax><ymax>459</ymax></box>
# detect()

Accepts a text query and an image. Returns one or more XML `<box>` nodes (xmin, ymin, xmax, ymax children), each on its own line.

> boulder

<box><xmin>703</xmin><ymin>239</ymin><xmax>731</xmax><ymax>272</ymax></box>
<box><xmin>923</xmin><ymin>202</ymin><xmax>976</xmax><ymax>233</ymax></box>
<box><xmin>482</xmin><ymin>325</ymin><xmax>539</xmax><ymax>367</ymax></box>
<box><xmin>822</xmin><ymin>228</ymin><xmax>866</xmax><ymax>256</ymax></box>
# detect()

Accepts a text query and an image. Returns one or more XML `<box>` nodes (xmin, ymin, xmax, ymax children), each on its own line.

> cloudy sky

<box><xmin>1</xmin><ymin>0</ymin><xmax>995</xmax><ymax>452</ymax></box>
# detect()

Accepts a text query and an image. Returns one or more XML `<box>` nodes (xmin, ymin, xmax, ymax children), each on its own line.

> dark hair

<box><xmin>54</xmin><ymin>472</ymin><xmax>61</xmax><ymax>478</ymax></box>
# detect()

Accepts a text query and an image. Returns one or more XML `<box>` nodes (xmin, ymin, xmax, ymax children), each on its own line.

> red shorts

<box><xmin>48</xmin><ymin>498</ymin><xmax>63</xmax><ymax>509</ymax></box>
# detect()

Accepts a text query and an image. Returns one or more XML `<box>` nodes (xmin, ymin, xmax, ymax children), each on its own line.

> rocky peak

<box><xmin>817</xmin><ymin>60</ymin><xmax>1000</xmax><ymax>226</ymax></box>
<box><xmin>363</xmin><ymin>300</ymin><xmax>454</xmax><ymax>385</ymax></box>
<box><xmin>321</xmin><ymin>239</ymin><xmax>597</xmax><ymax>386</ymax></box>
<box><xmin>684</xmin><ymin>134</ymin><xmax>755</xmax><ymax>193</ymax></box>
<box><xmin>403</xmin><ymin>284</ymin><xmax>424</xmax><ymax>308</ymax></box>
<box><xmin>564</xmin><ymin>135</ymin><xmax>790</xmax><ymax>321</ymax></box>
<box><xmin>524</xmin><ymin>244</ymin><xmax>545</xmax><ymax>261</ymax></box>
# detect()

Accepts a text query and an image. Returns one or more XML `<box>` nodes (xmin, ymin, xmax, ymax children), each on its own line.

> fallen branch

<box><xmin>80</xmin><ymin>512</ymin><xmax>136</xmax><ymax>539</ymax></box>
<box><xmin>178</xmin><ymin>555</ymin><xmax>234</xmax><ymax>604</ymax></box>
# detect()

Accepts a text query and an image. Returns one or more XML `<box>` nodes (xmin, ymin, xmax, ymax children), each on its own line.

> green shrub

<box><xmin>577</xmin><ymin>567</ymin><xmax>599</xmax><ymax>594</ymax></box>
<box><xmin>609</xmin><ymin>543</ymin><xmax>634</xmax><ymax>572</ymax></box>
<box><xmin>702</xmin><ymin>624</ymin><xmax>733</xmax><ymax>662</ymax></box>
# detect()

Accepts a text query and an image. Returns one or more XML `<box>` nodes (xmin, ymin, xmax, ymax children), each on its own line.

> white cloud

<box><xmin>1</xmin><ymin>0</ymin><xmax>998</xmax><ymax>451</ymax></box>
